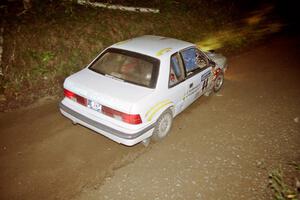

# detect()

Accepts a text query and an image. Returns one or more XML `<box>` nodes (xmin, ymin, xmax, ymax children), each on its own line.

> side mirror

<box><xmin>209</xmin><ymin>60</ymin><xmax>216</xmax><ymax>67</ymax></box>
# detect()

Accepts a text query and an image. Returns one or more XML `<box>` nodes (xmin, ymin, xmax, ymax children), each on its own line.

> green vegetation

<box><xmin>0</xmin><ymin>1</ymin><xmax>281</xmax><ymax>110</ymax></box>
<box><xmin>269</xmin><ymin>162</ymin><xmax>300</xmax><ymax>200</ymax></box>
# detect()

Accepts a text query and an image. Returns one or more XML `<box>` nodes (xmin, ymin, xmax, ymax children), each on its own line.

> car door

<box><xmin>180</xmin><ymin>47</ymin><xmax>212</xmax><ymax>109</ymax></box>
<box><xmin>168</xmin><ymin>52</ymin><xmax>186</xmax><ymax>115</ymax></box>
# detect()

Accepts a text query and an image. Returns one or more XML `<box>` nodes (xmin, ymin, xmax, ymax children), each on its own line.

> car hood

<box><xmin>206</xmin><ymin>52</ymin><xmax>227</xmax><ymax>69</ymax></box>
<box><xmin>64</xmin><ymin>68</ymin><xmax>153</xmax><ymax>113</ymax></box>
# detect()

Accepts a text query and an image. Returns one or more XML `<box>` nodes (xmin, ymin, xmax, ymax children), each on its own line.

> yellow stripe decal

<box><xmin>156</xmin><ymin>48</ymin><xmax>172</xmax><ymax>56</ymax></box>
<box><xmin>146</xmin><ymin>101</ymin><xmax>172</xmax><ymax>122</ymax></box>
<box><xmin>145</xmin><ymin>100</ymin><xmax>170</xmax><ymax>118</ymax></box>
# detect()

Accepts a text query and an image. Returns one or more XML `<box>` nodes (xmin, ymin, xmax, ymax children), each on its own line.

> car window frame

<box><xmin>88</xmin><ymin>48</ymin><xmax>160</xmax><ymax>89</ymax></box>
<box><xmin>168</xmin><ymin>52</ymin><xmax>186</xmax><ymax>88</ymax></box>
<box><xmin>179</xmin><ymin>47</ymin><xmax>209</xmax><ymax>79</ymax></box>
<box><xmin>168</xmin><ymin>47</ymin><xmax>211</xmax><ymax>89</ymax></box>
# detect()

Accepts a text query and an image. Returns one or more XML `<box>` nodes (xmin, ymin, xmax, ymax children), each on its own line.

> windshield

<box><xmin>89</xmin><ymin>48</ymin><xmax>159</xmax><ymax>88</ymax></box>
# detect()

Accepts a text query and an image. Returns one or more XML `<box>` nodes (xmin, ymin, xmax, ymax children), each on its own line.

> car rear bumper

<box><xmin>59</xmin><ymin>102</ymin><xmax>155</xmax><ymax>146</ymax></box>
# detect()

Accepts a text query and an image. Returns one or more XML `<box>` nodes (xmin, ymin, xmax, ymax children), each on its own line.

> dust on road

<box><xmin>1</xmin><ymin>36</ymin><xmax>300</xmax><ymax>200</ymax></box>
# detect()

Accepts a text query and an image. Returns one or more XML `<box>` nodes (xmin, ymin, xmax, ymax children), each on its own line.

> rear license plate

<box><xmin>87</xmin><ymin>100</ymin><xmax>102</xmax><ymax>112</ymax></box>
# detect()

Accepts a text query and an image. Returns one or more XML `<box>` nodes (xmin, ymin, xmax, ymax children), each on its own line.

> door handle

<box><xmin>189</xmin><ymin>83</ymin><xmax>193</xmax><ymax>88</ymax></box>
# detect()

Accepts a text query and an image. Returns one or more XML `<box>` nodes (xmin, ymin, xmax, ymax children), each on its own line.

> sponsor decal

<box><xmin>201</xmin><ymin>70</ymin><xmax>211</xmax><ymax>81</ymax></box>
<box><xmin>188</xmin><ymin>83</ymin><xmax>201</xmax><ymax>96</ymax></box>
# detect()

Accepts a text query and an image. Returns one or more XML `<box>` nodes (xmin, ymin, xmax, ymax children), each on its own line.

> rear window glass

<box><xmin>89</xmin><ymin>48</ymin><xmax>159</xmax><ymax>88</ymax></box>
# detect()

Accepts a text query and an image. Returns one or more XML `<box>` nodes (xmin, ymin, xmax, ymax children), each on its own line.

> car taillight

<box><xmin>102</xmin><ymin>106</ymin><xmax>142</xmax><ymax>125</ymax></box>
<box><xmin>64</xmin><ymin>89</ymin><xmax>87</xmax><ymax>106</ymax></box>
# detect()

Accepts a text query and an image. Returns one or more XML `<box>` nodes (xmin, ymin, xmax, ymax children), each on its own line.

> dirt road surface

<box><xmin>1</xmin><ymin>36</ymin><xmax>299</xmax><ymax>200</ymax></box>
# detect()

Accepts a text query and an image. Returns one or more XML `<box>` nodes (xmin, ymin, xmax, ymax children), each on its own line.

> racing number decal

<box><xmin>201</xmin><ymin>70</ymin><xmax>211</xmax><ymax>92</ymax></box>
<box><xmin>202</xmin><ymin>78</ymin><xmax>208</xmax><ymax>91</ymax></box>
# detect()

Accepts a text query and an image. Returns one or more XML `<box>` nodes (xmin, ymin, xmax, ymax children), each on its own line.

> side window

<box><xmin>169</xmin><ymin>53</ymin><xmax>185</xmax><ymax>87</ymax></box>
<box><xmin>181</xmin><ymin>48</ymin><xmax>208</xmax><ymax>75</ymax></box>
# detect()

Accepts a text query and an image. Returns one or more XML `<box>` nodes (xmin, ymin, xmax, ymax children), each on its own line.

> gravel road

<box><xmin>0</xmin><ymin>36</ymin><xmax>299</xmax><ymax>200</ymax></box>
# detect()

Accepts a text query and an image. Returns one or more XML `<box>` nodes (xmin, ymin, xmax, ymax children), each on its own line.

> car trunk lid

<box><xmin>63</xmin><ymin>68</ymin><xmax>153</xmax><ymax>113</ymax></box>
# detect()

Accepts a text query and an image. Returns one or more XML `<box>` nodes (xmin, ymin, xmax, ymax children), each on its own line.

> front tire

<box><xmin>213</xmin><ymin>72</ymin><xmax>224</xmax><ymax>92</ymax></box>
<box><xmin>152</xmin><ymin>109</ymin><xmax>173</xmax><ymax>141</ymax></box>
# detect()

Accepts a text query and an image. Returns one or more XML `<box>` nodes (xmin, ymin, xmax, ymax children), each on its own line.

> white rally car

<box><xmin>59</xmin><ymin>35</ymin><xmax>227</xmax><ymax>146</ymax></box>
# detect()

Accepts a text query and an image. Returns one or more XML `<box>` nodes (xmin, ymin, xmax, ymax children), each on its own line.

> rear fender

<box><xmin>144</xmin><ymin>100</ymin><xmax>174</xmax><ymax>123</ymax></box>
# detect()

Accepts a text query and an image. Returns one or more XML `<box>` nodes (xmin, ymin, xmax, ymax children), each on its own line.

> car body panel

<box><xmin>111</xmin><ymin>35</ymin><xmax>194</xmax><ymax>60</ymax></box>
<box><xmin>64</xmin><ymin>68</ymin><xmax>154</xmax><ymax>113</ymax></box>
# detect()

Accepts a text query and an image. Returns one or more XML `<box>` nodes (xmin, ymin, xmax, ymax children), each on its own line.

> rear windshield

<box><xmin>89</xmin><ymin>48</ymin><xmax>160</xmax><ymax>88</ymax></box>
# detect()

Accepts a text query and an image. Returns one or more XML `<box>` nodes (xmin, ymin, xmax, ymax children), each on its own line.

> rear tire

<box><xmin>152</xmin><ymin>109</ymin><xmax>173</xmax><ymax>141</ymax></box>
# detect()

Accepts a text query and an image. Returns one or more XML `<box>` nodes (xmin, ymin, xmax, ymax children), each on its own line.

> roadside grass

<box><xmin>0</xmin><ymin>1</ymin><xmax>282</xmax><ymax>110</ymax></box>
<box><xmin>269</xmin><ymin>162</ymin><xmax>300</xmax><ymax>200</ymax></box>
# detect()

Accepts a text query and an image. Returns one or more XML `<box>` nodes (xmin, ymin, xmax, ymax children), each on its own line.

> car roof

<box><xmin>110</xmin><ymin>35</ymin><xmax>195</xmax><ymax>59</ymax></box>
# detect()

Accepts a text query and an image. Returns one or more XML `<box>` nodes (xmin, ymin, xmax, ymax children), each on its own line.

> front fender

<box><xmin>206</xmin><ymin>52</ymin><xmax>227</xmax><ymax>70</ymax></box>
